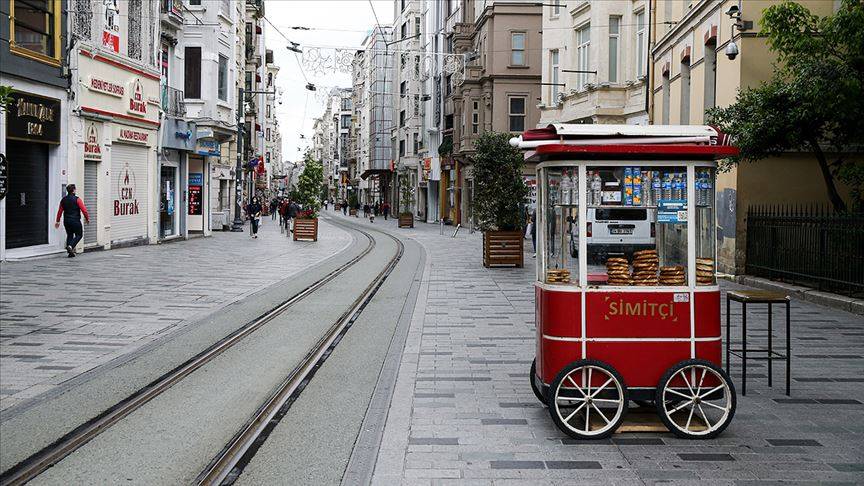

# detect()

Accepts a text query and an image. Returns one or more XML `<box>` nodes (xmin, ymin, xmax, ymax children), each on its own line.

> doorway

<box><xmin>6</xmin><ymin>141</ymin><xmax>49</xmax><ymax>249</ymax></box>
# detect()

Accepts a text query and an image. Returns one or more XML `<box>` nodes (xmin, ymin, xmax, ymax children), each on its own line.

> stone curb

<box><xmin>724</xmin><ymin>275</ymin><xmax>864</xmax><ymax>316</ymax></box>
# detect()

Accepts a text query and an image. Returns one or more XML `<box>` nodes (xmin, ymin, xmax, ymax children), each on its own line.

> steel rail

<box><xmin>195</xmin><ymin>220</ymin><xmax>404</xmax><ymax>486</ymax></box>
<box><xmin>0</xmin><ymin>223</ymin><xmax>378</xmax><ymax>486</ymax></box>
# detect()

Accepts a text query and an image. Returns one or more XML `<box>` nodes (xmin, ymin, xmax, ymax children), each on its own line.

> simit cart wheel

<box><xmin>530</xmin><ymin>359</ymin><xmax>546</xmax><ymax>404</ymax></box>
<box><xmin>655</xmin><ymin>359</ymin><xmax>736</xmax><ymax>439</ymax></box>
<box><xmin>547</xmin><ymin>360</ymin><xmax>628</xmax><ymax>440</ymax></box>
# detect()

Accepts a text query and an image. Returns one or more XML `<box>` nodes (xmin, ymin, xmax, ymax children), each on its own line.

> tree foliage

<box><xmin>296</xmin><ymin>151</ymin><xmax>323</xmax><ymax>218</ymax></box>
<box><xmin>471</xmin><ymin>132</ymin><xmax>529</xmax><ymax>231</ymax></box>
<box><xmin>398</xmin><ymin>169</ymin><xmax>415</xmax><ymax>216</ymax></box>
<box><xmin>707</xmin><ymin>0</ymin><xmax>864</xmax><ymax>211</ymax></box>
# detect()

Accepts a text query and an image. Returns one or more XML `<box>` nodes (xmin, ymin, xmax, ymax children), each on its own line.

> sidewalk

<box><xmin>331</xmin><ymin>210</ymin><xmax>864</xmax><ymax>484</ymax></box>
<box><xmin>0</xmin><ymin>219</ymin><xmax>351</xmax><ymax>412</ymax></box>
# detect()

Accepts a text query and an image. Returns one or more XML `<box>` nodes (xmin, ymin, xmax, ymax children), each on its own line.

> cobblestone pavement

<box><xmin>331</xmin><ymin>211</ymin><xmax>864</xmax><ymax>485</ymax></box>
<box><xmin>0</xmin><ymin>219</ymin><xmax>351</xmax><ymax>412</ymax></box>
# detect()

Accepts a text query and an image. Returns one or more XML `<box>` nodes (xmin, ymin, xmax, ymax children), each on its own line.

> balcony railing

<box><xmin>161</xmin><ymin>85</ymin><xmax>186</xmax><ymax>117</ymax></box>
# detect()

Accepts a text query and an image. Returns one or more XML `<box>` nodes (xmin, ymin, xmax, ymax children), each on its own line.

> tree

<box><xmin>471</xmin><ymin>132</ymin><xmax>529</xmax><ymax>231</ymax></box>
<box><xmin>398</xmin><ymin>169</ymin><xmax>415</xmax><ymax>216</ymax></box>
<box><xmin>707</xmin><ymin>0</ymin><xmax>864</xmax><ymax>211</ymax></box>
<box><xmin>296</xmin><ymin>151</ymin><xmax>323</xmax><ymax>218</ymax></box>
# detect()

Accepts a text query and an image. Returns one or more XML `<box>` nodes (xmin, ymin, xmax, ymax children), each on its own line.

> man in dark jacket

<box><xmin>54</xmin><ymin>184</ymin><xmax>90</xmax><ymax>257</ymax></box>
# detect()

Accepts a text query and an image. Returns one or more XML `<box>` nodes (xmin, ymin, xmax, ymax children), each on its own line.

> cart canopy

<box><xmin>510</xmin><ymin>124</ymin><xmax>737</xmax><ymax>161</ymax></box>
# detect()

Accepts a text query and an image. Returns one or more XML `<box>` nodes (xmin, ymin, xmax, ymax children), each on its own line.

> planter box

<box><xmin>483</xmin><ymin>230</ymin><xmax>524</xmax><ymax>268</ymax></box>
<box><xmin>398</xmin><ymin>213</ymin><xmax>414</xmax><ymax>228</ymax></box>
<box><xmin>293</xmin><ymin>218</ymin><xmax>318</xmax><ymax>241</ymax></box>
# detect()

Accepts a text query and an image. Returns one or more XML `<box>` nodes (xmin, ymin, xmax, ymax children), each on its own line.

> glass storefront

<box><xmin>160</xmin><ymin>166</ymin><xmax>178</xmax><ymax>238</ymax></box>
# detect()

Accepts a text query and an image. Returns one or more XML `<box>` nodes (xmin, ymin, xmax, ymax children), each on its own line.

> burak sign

<box><xmin>114</xmin><ymin>164</ymin><xmax>140</xmax><ymax>216</ymax></box>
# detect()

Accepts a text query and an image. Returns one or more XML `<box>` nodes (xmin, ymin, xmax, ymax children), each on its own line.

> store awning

<box><xmin>359</xmin><ymin>169</ymin><xmax>390</xmax><ymax>180</ymax></box>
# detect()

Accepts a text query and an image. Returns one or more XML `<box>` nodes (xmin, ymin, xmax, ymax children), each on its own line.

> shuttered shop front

<box><xmin>83</xmin><ymin>161</ymin><xmax>99</xmax><ymax>246</ymax></box>
<box><xmin>111</xmin><ymin>143</ymin><xmax>149</xmax><ymax>243</ymax></box>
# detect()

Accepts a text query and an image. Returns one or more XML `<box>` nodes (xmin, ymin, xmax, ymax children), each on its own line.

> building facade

<box><xmin>444</xmin><ymin>0</ymin><xmax>542</xmax><ymax>226</ymax></box>
<box><xmin>67</xmin><ymin>0</ymin><xmax>161</xmax><ymax>251</ymax></box>
<box><xmin>539</xmin><ymin>0</ymin><xmax>649</xmax><ymax>125</ymax></box>
<box><xmin>650</xmin><ymin>0</ymin><xmax>843</xmax><ymax>274</ymax></box>
<box><xmin>0</xmin><ymin>0</ymin><xmax>70</xmax><ymax>260</ymax></box>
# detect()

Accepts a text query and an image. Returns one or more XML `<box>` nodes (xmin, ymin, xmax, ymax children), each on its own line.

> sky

<box><xmin>264</xmin><ymin>0</ymin><xmax>394</xmax><ymax>163</ymax></box>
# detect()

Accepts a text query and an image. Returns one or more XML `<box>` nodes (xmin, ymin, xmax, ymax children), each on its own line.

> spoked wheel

<box><xmin>656</xmin><ymin>359</ymin><xmax>736</xmax><ymax>439</ymax></box>
<box><xmin>548</xmin><ymin>360</ymin><xmax>628</xmax><ymax>440</ymax></box>
<box><xmin>530</xmin><ymin>359</ymin><xmax>546</xmax><ymax>404</ymax></box>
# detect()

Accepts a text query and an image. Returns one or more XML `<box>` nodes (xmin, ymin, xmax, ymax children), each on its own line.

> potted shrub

<box><xmin>472</xmin><ymin>132</ymin><xmax>529</xmax><ymax>268</ymax></box>
<box><xmin>294</xmin><ymin>154</ymin><xmax>323</xmax><ymax>241</ymax></box>
<box><xmin>348</xmin><ymin>191</ymin><xmax>359</xmax><ymax>216</ymax></box>
<box><xmin>398</xmin><ymin>169</ymin><xmax>415</xmax><ymax>228</ymax></box>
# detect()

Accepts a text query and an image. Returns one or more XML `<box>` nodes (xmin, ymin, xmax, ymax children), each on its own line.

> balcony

<box><xmin>161</xmin><ymin>85</ymin><xmax>186</xmax><ymax>117</ymax></box>
<box><xmin>161</xmin><ymin>0</ymin><xmax>183</xmax><ymax>22</ymax></box>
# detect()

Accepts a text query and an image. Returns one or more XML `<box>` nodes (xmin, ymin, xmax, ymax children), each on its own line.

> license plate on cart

<box><xmin>610</xmin><ymin>228</ymin><xmax>633</xmax><ymax>235</ymax></box>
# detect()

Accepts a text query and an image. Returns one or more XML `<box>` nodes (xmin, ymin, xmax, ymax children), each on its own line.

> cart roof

<box><xmin>511</xmin><ymin>124</ymin><xmax>738</xmax><ymax>162</ymax></box>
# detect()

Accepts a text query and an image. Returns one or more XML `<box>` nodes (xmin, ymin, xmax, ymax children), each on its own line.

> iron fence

<box><xmin>746</xmin><ymin>205</ymin><xmax>864</xmax><ymax>296</ymax></box>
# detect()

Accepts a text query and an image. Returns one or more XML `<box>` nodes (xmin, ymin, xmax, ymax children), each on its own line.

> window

<box><xmin>472</xmin><ymin>101</ymin><xmax>479</xmax><ymax>134</ymax></box>
<box><xmin>661</xmin><ymin>72</ymin><xmax>671</xmax><ymax>124</ymax></box>
<box><xmin>575</xmin><ymin>24</ymin><xmax>591</xmax><ymax>90</ymax></box>
<box><xmin>218</xmin><ymin>54</ymin><xmax>228</xmax><ymax>101</ymax></box>
<box><xmin>185</xmin><ymin>47</ymin><xmax>202</xmax><ymax>99</ymax></box>
<box><xmin>401</xmin><ymin>22</ymin><xmax>407</xmax><ymax>40</ymax></box>
<box><xmin>244</xmin><ymin>70</ymin><xmax>252</xmax><ymax>93</ymax></box>
<box><xmin>267</xmin><ymin>72</ymin><xmax>273</xmax><ymax>87</ymax></box>
<box><xmin>550</xmin><ymin>49</ymin><xmax>560</xmax><ymax>103</ymax></box>
<box><xmin>704</xmin><ymin>41</ymin><xmax>717</xmax><ymax>113</ymax></box>
<box><xmin>266</xmin><ymin>105</ymin><xmax>271</xmax><ymax>118</ymax></box>
<box><xmin>445</xmin><ymin>74</ymin><xmax>452</xmax><ymax>96</ymax></box>
<box><xmin>413</xmin><ymin>132</ymin><xmax>420</xmax><ymax>153</ymax></box>
<box><xmin>635</xmin><ymin>11</ymin><xmax>646</xmax><ymax>77</ymax></box>
<box><xmin>680</xmin><ymin>60</ymin><xmax>691</xmax><ymax>124</ymax></box>
<box><xmin>161</xmin><ymin>43</ymin><xmax>170</xmax><ymax>81</ymax></box>
<box><xmin>414</xmin><ymin>55</ymin><xmax>420</xmax><ymax>78</ymax></box>
<box><xmin>127</xmin><ymin>0</ymin><xmax>142</xmax><ymax>60</ymax></box>
<box><xmin>401</xmin><ymin>0</ymin><xmax>406</xmax><ymax>11</ymax></box>
<box><xmin>551</xmin><ymin>0</ymin><xmax>561</xmax><ymax>16</ymax></box>
<box><xmin>341</xmin><ymin>98</ymin><xmax>352</xmax><ymax>111</ymax></box>
<box><xmin>399</xmin><ymin>139</ymin><xmax>406</xmax><ymax>157</ymax></box>
<box><xmin>608</xmin><ymin>17</ymin><xmax>620</xmax><ymax>83</ymax></box>
<box><xmin>221</xmin><ymin>0</ymin><xmax>230</xmax><ymax>13</ymax></box>
<box><xmin>266</xmin><ymin>128</ymin><xmax>270</xmax><ymax>141</ymax></box>
<box><xmin>72</xmin><ymin>0</ymin><xmax>93</xmax><ymax>41</ymax></box>
<box><xmin>511</xmin><ymin>32</ymin><xmax>526</xmax><ymax>66</ymax></box>
<box><xmin>400</xmin><ymin>81</ymin><xmax>407</xmax><ymax>97</ymax></box>
<box><xmin>189</xmin><ymin>0</ymin><xmax>201</xmax><ymax>5</ymax></box>
<box><xmin>400</xmin><ymin>110</ymin><xmax>406</xmax><ymax>127</ymax></box>
<box><xmin>341</xmin><ymin>115</ymin><xmax>351</xmax><ymax>129</ymax></box>
<box><xmin>508</xmin><ymin>97</ymin><xmax>526</xmax><ymax>132</ymax></box>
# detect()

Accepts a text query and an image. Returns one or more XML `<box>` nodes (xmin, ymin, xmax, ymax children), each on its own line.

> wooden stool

<box><xmin>726</xmin><ymin>290</ymin><xmax>791</xmax><ymax>396</ymax></box>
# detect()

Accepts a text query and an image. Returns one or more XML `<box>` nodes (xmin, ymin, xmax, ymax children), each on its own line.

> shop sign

<box><xmin>84</xmin><ymin>123</ymin><xmax>102</xmax><ymax>160</ymax></box>
<box><xmin>127</xmin><ymin>79</ymin><xmax>147</xmax><ymax>116</ymax></box>
<box><xmin>88</xmin><ymin>77</ymin><xmax>125</xmax><ymax>97</ymax></box>
<box><xmin>114</xmin><ymin>163</ymin><xmax>140</xmax><ymax>216</ymax></box>
<box><xmin>658</xmin><ymin>200</ymin><xmax>687</xmax><ymax>224</ymax></box>
<box><xmin>195</xmin><ymin>138</ymin><xmax>221</xmax><ymax>156</ymax></box>
<box><xmin>102</xmin><ymin>0</ymin><xmax>120</xmax><ymax>53</ymax></box>
<box><xmin>6</xmin><ymin>91</ymin><xmax>61</xmax><ymax>144</ymax></box>
<box><xmin>161</xmin><ymin>118</ymin><xmax>197</xmax><ymax>151</ymax></box>
<box><xmin>0</xmin><ymin>153</ymin><xmax>7</xmax><ymax>200</ymax></box>
<box><xmin>116</xmin><ymin>127</ymin><xmax>150</xmax><ymax>144</ymax></box>
<box><xmin>188</xmin><ymin>173</ymin><xmax>203</xmax><ymax>215</ymax></box>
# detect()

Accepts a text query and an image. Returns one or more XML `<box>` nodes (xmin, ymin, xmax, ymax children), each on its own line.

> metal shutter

<box><xmin>5</xmin><ymin>141</ymin><xmax>49</xmax><ymax>249</ymax></box>
<box><xmin>83</xmin><ymin>161</ymin><xmax>99</xmax><ymax>246</ymax></box>
<box><xmin>110</xmin><ymin>143</ymin><xmax>149</xmax><ymax>243</ymax></box>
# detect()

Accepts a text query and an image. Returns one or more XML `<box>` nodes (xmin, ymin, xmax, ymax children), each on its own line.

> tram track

<box><xmin>0</xmin><ymin>218</ymin><xmax>402</xmax><ymax>486</ymax></box>
<box><xmin>196</xmin><ymin>218</ymin><xmax>404</xmax><ymax>485</ymax></box>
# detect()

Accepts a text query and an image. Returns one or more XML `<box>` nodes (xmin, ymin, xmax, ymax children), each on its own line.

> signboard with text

<box><xmin>6</xmin><ymin>91</ymin><xmax>61</xmax><ymax>144</ymax></box>
<box><xmin>188</xmin><ymin>173</ymin><xmax>203</xmax><ymax>215</ymax></box>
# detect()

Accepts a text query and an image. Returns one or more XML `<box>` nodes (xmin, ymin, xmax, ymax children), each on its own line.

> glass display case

<box><xmin>538</xmin><ymin>162</ymin><xmax>716</xmax><ymax>288</ymax></box>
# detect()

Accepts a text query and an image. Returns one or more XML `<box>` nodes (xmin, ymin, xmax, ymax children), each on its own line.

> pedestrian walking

<box><xmin>54</xmin><ymin>184</ymin><xmax>90</xmax><ymax>258</ymax></box>
<box><xmin>363</xmin><ymin>203</ymin><xmax>369</xmax><ymax>219</ymax></box>
<box><xmin>246</xmin><ymin>197</ymin><xmax>263</xmax><ymax>238</ymax></box>
<box><xmin>342</xmin><ymin>200</ymin><xmax>348</xmax><ymax>215</ymax></box>
<box><xmin>288</xmin><ymin>199</ymin><xmax>299</xmax><ymax>233</ymax></box>
<box><xmin>270</xmin><ymin>199</ymin><xmax>278</xmax><ymax>220</ymax></box>
<box><xmin>382</xmin><ymin>202</ymin><xmax>390</xmax><ymax>220</ymax></box>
